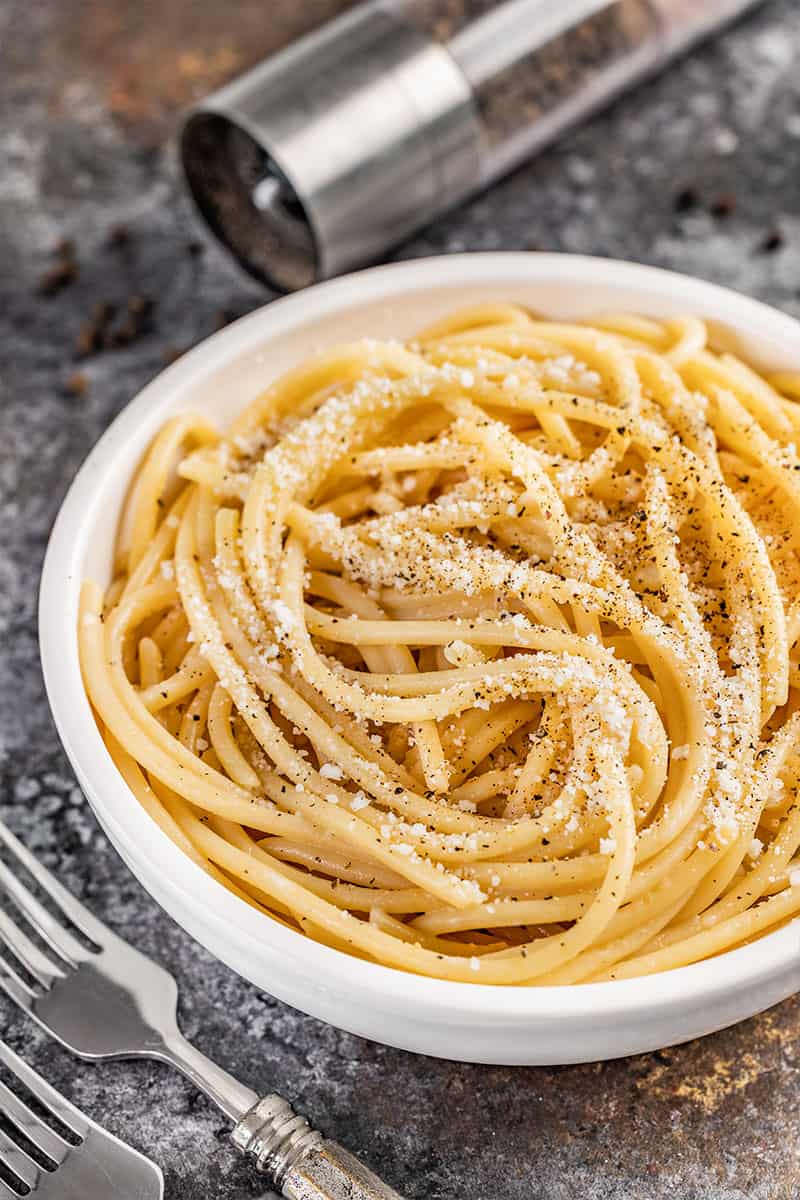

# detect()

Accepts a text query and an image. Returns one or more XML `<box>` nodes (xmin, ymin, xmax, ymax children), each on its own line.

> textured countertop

<box><xmin>2</xmin><ymin>1</ymin><xmax>800</xmax><ymax>1197</ymax></box>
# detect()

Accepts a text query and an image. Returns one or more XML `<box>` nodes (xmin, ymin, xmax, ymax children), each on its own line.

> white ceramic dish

<box><xmin>40</xmin><ymin>253</ymin><xmax>800</xmax><ymax>1065</ymax></box>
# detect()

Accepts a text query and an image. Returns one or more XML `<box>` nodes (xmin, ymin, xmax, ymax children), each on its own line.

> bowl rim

<box><xmin>39</xmin><ymin>251</ymin><xmax>800</xmax><ymax>1024</ymax></box>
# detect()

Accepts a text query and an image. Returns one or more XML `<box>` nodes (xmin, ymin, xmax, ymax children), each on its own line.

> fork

<box><xmin>0</xmin><ymin>1034</ymin><xmax>164</xmax><ymax>1198</ymax></box>
<box><xmin>0</xmin><ymin>818</ymin><xmax>405</xmax><ymax>1200</ymax></box>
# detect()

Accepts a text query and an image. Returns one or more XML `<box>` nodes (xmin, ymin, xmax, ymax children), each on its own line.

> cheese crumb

<box><xmin>320</xmin><ymin>763</ymin><xmax>344</xmax><ymax>781</ymax></box>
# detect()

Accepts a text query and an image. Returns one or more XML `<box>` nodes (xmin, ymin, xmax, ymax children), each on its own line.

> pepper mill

<box><xmin>181</xmin><ymin>0</ymin><xmax>765</xmax><ymax>291</ymax></box>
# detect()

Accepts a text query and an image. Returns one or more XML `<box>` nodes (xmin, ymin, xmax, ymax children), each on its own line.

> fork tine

<box><xmin>0</xmin><ymin>958</ymin><xmax>39</xmax><ymax>1012</ymax></box>
<box><xmin>0</xmin><ymin>846</ymin><xmax>91</xmax><ymax>968</ymax></box>
<box><xmin>0</xmin><ymin>1125</ymin><xmax>43</xmax><ymax>1192</ymax></box>
<box><xmin>0</xmin><ymin>1061</ymin><xmax>71</xmax><ymax>1166</ymax></box>
<box><xmin>0</xmin><ymin>820</ymin><xmax>110</xmax><ymax>948</ymax></box>
<box><xmin>0</xmin><ymin>907</ymin><xmax>66</xmax><ymax>990</ymax></box>
<box><xmin>0</xmin><ymin>1042</ymin><xmax>87</xmax><ymax>1142</ymax></box>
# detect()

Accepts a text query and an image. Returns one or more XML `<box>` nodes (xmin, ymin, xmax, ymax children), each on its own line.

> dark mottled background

<box><xmin>2</xmin><ymin>2</ymin><xmax>800</xmax><ymax>1197</ymax></box>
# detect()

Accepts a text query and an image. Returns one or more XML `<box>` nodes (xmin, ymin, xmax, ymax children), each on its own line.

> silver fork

<box><xmin>0</xmin><ymin>819</ymin><xmax>405</xmax><ymax>1200</ymax></box>
<box><xmin>0</xmin><ymin>1035</ymin><xmax>163</xmax><ymax>1198</ymax></box>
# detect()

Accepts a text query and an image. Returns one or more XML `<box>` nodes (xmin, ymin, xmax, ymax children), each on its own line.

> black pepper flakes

<box><xmin>757</xmin><ymin>228</ymin><xmax>784</xmax><ymax>254</ymax></box>
<box><xmin>710</xmin><ymin>193</ymin><xmax>736</xmax><ymax>219</ymax></box>
<box><xmin>37</xmin><ymin>239</ymin><xmax>78</xmax><ymax>296</ymax></box>
<box><xmin>673</xmin><ymin>186</ymin><xmax>699</xmax><ymax>214</ymax></box>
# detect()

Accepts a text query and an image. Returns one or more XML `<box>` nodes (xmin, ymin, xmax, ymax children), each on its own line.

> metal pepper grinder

<box><xmin>181</xmin><ymin>0</ymin><xmax>766</xmax><ymax>292</ymax></box>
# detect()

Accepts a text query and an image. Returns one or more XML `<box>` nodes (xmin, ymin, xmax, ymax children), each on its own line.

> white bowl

<box><xmin>40</xmin><ymin>253</ymin><xmax>800</xmax><ymax>1065</ymax></box>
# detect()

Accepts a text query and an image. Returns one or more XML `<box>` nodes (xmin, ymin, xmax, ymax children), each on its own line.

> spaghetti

<box><xmin>79</xmin><ymin>305</ymin><xmax>800</xmax><ymax>984</ymax></box>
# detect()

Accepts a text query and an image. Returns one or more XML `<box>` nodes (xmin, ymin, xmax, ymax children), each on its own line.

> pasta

<box><xmin>79</xmin><ymin>304</ymin><xmax>800</xmax><ymax>985</ymax></box>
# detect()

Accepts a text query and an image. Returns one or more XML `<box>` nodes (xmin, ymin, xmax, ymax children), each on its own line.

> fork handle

<box><xmin>232</xmin><ymin>1095</ymin><xmax>407</xmax><ymax>1200</ymax></box>
<box><xmin>157</xmin><ymin>1031</ymin><xmax>405</xmax><ymax>1196</ymax></box>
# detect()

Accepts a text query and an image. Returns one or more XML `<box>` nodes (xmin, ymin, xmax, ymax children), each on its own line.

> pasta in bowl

<box><xmin>78</xmin><ymin>295</ymin><xmax>800</xmax><ymax>989</ymax></box>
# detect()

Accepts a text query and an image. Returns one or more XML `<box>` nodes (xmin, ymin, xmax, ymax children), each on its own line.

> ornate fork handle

<box><xmin>233</xmin><ymin>1095</ymin><xmax>405</xmax><ymax>1200</ymax></box>
<box><xmin>153</xmin><ymin>1029</ymin><xmax>405</xmax><ymax>1199</ymax></box>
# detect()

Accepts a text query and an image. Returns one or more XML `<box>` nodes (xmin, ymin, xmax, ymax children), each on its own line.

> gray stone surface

<box><xmin>2</xmin><ymin>1</ymin><xmax>800</xmax><ymax>1196</ymax></box>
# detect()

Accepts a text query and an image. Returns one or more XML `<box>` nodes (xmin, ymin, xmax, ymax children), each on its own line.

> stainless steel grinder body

<box><xmin>181</xmin><ymin>0</ymin><xmax>766</xmax><ymax>291</ymax></box>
